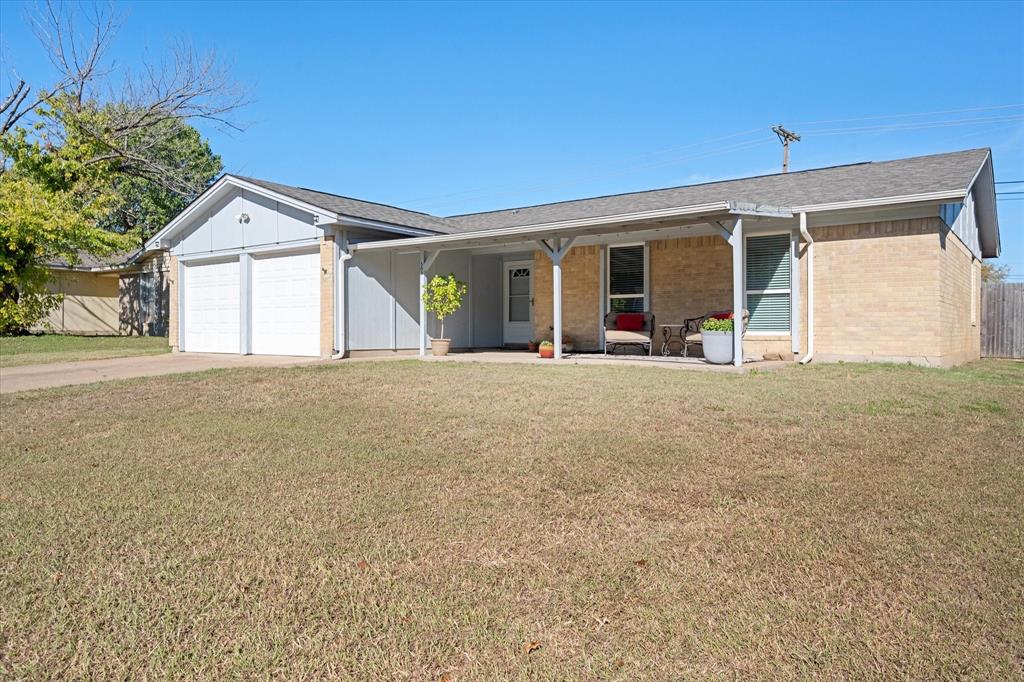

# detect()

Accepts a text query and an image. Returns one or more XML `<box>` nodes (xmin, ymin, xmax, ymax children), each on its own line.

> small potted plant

<box><xmin>548</xmin><ymin>327</ymin><xmax>574</xmax><ymax>353</ymax></box>
<box><xmin>421</xmin><ymin>273</ymin><xmax>468</xmax><ymax>356</ymax></box>
<box><xmin>538</xmin><ymin>340</ymin><xmax>555</xmax><ymax>359</ymax></box>
<box><xmin>700</xmin><ymin>314</ymin><xmax>735</xmax><ymax>364</ymax></box>
<box><xmin>527</xmin><ymin>339</ymin><xmax>539</xmax><ymax>352</ymax></box>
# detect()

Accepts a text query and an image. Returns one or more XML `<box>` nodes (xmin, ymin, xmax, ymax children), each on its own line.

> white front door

<box><xmin>251</xmin><ymin>250</ymin><xmax>321</xmax><ymax>357</ymax></box>
<box><xmin>184</xmin><ymin>259</ymin><xmax>241</xmax><ymax>353</ymax></box>
<box><xmin>503</xmin><ymin>260</ymin><xmax>533</xmax><ymax>345</ymax></box>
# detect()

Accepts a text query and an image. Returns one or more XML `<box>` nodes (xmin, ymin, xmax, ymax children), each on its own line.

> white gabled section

<box><xmin>144</xmin><ymin>175</ymin><xmax>340</xmax><ymax>252</ymax></box>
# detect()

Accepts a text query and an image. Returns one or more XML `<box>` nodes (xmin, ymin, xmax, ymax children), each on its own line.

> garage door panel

<box><xmin>184</xmin><ymin>260</ymin><xmax>240</xmax><ymax>354</ymax></box>
<box><xmin>251</xmin><ymin>251</ymin><xmax>320</xmax><ymax>356</ymax></box>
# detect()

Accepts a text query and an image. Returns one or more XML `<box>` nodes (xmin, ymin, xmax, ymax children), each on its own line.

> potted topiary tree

<box><xmin>421</xmin><ymin>273</ymin><xmax>468</xmax><ymax>356</ymax></box>
<box><xmin>700</xmin><ymin>315</ymin><xmax>735</xmax><ymax>364</ymax></box>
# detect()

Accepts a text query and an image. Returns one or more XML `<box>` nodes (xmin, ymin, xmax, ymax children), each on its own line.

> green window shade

<box><xmin>746</xmin><ymin>234</ymin><xmax>791</xmax><ymax>332</ymax></box>
<box><xmin>747</xmin><ymin>293</ymin><xmax>790</xmax><ymax>332</ymax></box>
<box><xmin>746</xmin><ymin>234</ymin><xmax>790</xmax><ymax>291</ymax></box>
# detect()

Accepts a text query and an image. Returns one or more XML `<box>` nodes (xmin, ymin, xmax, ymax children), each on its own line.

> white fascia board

<box><xmin>727</xmin><ymin>201</ymin><xmax>793</xmax><ymax>218</ymax></box>
<box><xmin>352</xmin><ymin>201</ymin><xmax>733</xmax><ymax>252</ymax></box>
<box><xmin>328</xmin><ymin>214</ymin><xmax>441</xmax><ymax>238</ymax></box>
<box><xmin>144</xmin><ymin>175</ymin><xmax>340</xmax><ymax>250</ymax></box>
<box><xmin>793</xmin><ymin>189</ymin><xmax>967</xmax><ymax>213</ymax></box>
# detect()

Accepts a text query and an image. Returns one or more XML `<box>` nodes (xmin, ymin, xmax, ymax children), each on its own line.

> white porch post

<box><xmin>553</xmin><ymin>240</ymin><xmax>563</xmax><ymax>358</ymax></box>
<box><xmin>418</xmin><ymin>250</ymin><xmax>439</xmax><ymax>357</ymax></box>
<box><xmin>536</xmin><ymin>237</ymin><xmax>576</xmax><ymax>360</ymax></box>
<box><xmin>731</xmin><ymin>218</ymin><xmax>744</xmax><ymax>367</ymax></box>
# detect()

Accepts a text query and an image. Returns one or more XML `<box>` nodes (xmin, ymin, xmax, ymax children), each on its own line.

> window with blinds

<box><xmin>745</xmin><ymin>234</ymin><xmax>791</xmax><ymax>332</ymax></box>
<box><xmin>608</xmin><ymin>244</ymin><xmax>646</xmax><ymax>312</ymax></box>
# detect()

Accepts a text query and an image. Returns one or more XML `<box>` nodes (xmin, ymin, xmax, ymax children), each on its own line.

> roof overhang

<box><xmin>353</xmin><ymin>201</ymin><xmax>792</xmax><ymax>253</ymax></box>
<box><xmin>144</xmin><ymin>175</ymin><xmax>342</xmax><ymax>252</ymax></box>
<box><xmin>967</xmin><ymin>151</ymin><xmax>1000</xmax><ymax>258</ymax></box>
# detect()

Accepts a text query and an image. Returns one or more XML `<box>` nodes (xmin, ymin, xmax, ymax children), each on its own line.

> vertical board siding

<box><xmin>981</xmin><ymin>283</ymin><xmax>1024</xmax><ymax>359</ymax></box>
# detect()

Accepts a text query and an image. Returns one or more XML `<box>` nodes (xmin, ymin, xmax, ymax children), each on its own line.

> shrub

<box><xmin>701</xmin><ymin>317</ymin><xmax>734</xmax><ymax>332</ymax></box>
<box><xmin>421</xmin><ymin>273</ymin><xmax>467</xmax><ymax>340</ymax></box>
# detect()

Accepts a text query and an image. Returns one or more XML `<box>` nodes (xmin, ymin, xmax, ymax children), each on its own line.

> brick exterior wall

<box><xmin>531</xmin><ymin>216</ymin><xmax>981</xmax><ymax>366</ymax></box>
<box><xmin>533</xmin><ymin>245</ymin><xmax>602</xmax><ymax>349</ymax></box>
<box><xmin>167</xmin><ymin>254</ymin><xmax>179</xmax><ymax>351</ymax></box>
<box><xmin>937</xmin><ymin>226</ymin><xmax>982</xmax><ymax>365</ymax></box>
<box><xmin>320</xmin><ymin>235</ymin><xmax>336</xmax><ymax>358</ymax></box>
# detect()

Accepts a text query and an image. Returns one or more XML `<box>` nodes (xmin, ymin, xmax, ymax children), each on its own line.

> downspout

<box><xmin>798</xmin><ymin>212</ymin><xmax>814</xmax><ymax>364</ymax></box>
<box><xmin>331</xmin><ymin>231</ymin><xmax>352</xmax><ymax>360</ymax></box>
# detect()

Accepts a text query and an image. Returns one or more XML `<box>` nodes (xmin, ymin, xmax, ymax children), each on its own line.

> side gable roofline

<box><xmin>963</xmin><ymin>150</ymin><xmax>1000</xmax><ymax>258</ymax></box>
<box><xmin>144</xmin><ymin>174</ymin><xmax>341</xmax><ymax>251</ymax></box>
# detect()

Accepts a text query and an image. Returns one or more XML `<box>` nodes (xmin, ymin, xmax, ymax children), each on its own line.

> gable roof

<box><xmin>146</xmin><ymin>147</ymin><xmax>998</xmax><ymax>257</ymax></box>
<box><xmin>233</xmin><ymin>176</ymin><xmax>459</xmax><ymax>233</ymax></box>
<box><xmin>444</xmin><ymin>148</ymin><xmax>991</xmax><ymax>231</ymax></box>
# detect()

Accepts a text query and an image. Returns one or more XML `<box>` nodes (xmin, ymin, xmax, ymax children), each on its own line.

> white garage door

<box><xmin>251</xmin><ymin>251</ymin><xmax>320</xmax><ymax>356</ymax></box>
<box><xmin>184</xmin><ymin>259</ymin><xmax>240</xmax><ymax>354</ymax></box>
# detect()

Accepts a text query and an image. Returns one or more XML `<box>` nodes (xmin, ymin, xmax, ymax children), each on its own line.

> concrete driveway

<box><xmin>0</xmin><ymin>353</ymin><xmax>320</xmax><ymax>394</ymax></box>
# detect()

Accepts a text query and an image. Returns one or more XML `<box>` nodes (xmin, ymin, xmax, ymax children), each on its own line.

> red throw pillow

<box><xmin>711</xmin><ymin>312</ymin><xmax>734</xmax><ymax>320</ymax></box>
<box><xmin>616</xmin><ymin>313</ymin><xmax>645</xmax><ymax>331</ymax></box>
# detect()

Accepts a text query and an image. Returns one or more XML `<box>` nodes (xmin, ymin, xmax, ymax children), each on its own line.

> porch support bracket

<box><xmin>536</xmin><ymin>236</ymin><xmax>576</xmax><ymax>359</ymax></box>
<box><xmin>418</xmin><ymin>249</ymin><xmax>440</xmax><ymax>357</ymax></box>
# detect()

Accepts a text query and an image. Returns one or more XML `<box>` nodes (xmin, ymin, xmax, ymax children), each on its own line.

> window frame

<box><xmin>606</xmin><ymin>242</ymin><xmax>649</xmax><ymax>313</ymax></box>
<box><xmin>744</xmin><ymin>231</ymin><xmax>792</xmax><ymax>336</ymax></box>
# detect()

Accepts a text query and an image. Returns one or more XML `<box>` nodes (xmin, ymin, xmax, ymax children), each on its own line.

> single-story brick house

<box><xmin>139</xmin><ymin>147</ymin><xmax>999</xmax><ymax>367</ymax></box>
<box><xmin>38</xmin><ymin>250</ymin><xmax>172</xmax><ymax>336</ymax></box>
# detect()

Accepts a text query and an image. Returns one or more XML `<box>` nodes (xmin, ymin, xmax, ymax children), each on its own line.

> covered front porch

<box><xmin>347</xmin><ymin>199</ymin><xmax>810</xmax><ymax>368</ymax></box>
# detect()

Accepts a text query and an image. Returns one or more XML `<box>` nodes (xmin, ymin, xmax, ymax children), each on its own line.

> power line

<box><xmin>995</xmin><ymin>180</ymin><xmax>1024</xmax><ymax>184</ymax></box>
<box><xmin>794</xmin><ymin>103</ymin><xmax>1024</xmax><ymax>126</ymax></box>
<box><xmin>806</xmin><ymin>114</ymin><xmax>1024</xmax><ymax>136</ymax></box>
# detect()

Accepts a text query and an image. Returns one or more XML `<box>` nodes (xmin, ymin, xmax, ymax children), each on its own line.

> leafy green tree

<box><xmin>0</xmin><ymin>171</ymin><xmax>125</xmax><ymax>334</ymax></box>
<box><xmin>421</xmin><ymin>273</ymin><xmax>468</xmax><ymax>340</ymax></box>
<box><xmin>0</xmin><ymin>1</ymin><xmax>241</xmax><ymax>333</ymax></box>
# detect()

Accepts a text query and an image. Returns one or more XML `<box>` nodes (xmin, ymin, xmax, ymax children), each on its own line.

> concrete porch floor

<box><xmin>416</xmin><ymin>349</ymin><xmax>791</xmax><ymax>372</ymax></box>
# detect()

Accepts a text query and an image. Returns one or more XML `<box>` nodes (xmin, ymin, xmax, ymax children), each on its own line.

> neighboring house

<box><xmin>39</xmin><ymin>250</ymin><xmax>171</xmax><ymax>336</ymax></box>
<box><xmin>140</xmin><ymin>147</ymin><xmax>999</xmax><ymax>367</ymax></box>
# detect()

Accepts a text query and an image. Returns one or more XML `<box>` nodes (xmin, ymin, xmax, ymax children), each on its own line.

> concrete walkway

<box><xmin>0</xmin><ymin>353</ymin><xmax>320</xmax><ymax>394</ymax></box>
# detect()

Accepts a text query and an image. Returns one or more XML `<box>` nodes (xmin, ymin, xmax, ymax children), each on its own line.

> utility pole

<box><xmin>772</xmin><ymin>125</ymin><xmax>801</xmax><ymax>173</ymax></box>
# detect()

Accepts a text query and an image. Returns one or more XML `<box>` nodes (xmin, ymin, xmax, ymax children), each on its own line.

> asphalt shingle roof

<box><xmin>44</xmin><ymin>249</ymin><xmax>140</xmax><ymax>269</ymax></box>
<box><xmin>443</xmin><ymin>148</ymin><xmax>990</xmax><ymax>231</ymax></box>
<box><xmin>235</xmin><ymin>176</ymin><xmax>459</xmax><ymax>233</ymax></box>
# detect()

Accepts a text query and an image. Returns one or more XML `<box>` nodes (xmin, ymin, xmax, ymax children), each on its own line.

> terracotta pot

<box><xmin>527</xmin><ymin>341</ymin><xmax>538</xmax><ymax>352</ymax></box>
<box><xmin>431</xmin><ymin>339</ymin><xmax>451</xmax><ymax>356</ymax></box>
<box><xmin>539</xmin><ymin>345</ymin><xmax>554</xmax><ymax>359</ymax></box>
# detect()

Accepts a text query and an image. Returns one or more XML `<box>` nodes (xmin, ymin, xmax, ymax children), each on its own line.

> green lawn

<box><xmin>0</xmin><ymin>334</ymin><xmax>170</xmax><ymax>368</ymax></box>
<box><xmin>1</xmin><ymin>360</ymin><xmax>1022</xmax><ymax>679</ymax></box>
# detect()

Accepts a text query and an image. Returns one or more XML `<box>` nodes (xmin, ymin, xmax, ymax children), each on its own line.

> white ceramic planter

<box><xmin>700</xmin><ymin>330</ymin><xmax>734</xmax><ymax>364</ymax></box>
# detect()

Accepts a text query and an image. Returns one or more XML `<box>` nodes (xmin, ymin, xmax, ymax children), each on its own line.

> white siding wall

<box><xmin>171</xmin><ymin>189</ymin><xmax>320</xmax><ymax>257</ymax></box>
<box><xmin>346</xmin><ymin>250</ymin><xmax>503</xmax><ymax>350</ymax></box>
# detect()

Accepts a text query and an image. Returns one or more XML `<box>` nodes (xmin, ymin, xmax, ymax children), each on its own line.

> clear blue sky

<box><xmin>2</xmin><ymin>1</ymin><xmax>1023</xmax><ymax>275</ymax></box>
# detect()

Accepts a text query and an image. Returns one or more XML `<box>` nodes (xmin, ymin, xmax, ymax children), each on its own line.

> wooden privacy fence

<box><xmin>981</xmin><ymin>283</ymin><xmax>1024</xmax><ymax>359</ymax></box>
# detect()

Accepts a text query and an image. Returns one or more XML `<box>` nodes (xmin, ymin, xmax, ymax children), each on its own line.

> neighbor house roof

<box><xmin>444</xmin><ymin>148</ymin><xmax>991</xmax><ymax>231</ymax></box>
<box><xmin>44</xmin><ymin>249</ymin><xmax>142</xmax><ymax>271</ymax></box>
<box><xmin>234</xmin><ymin>176</ymin><xmax>459</xmax><ymax>233</ymax></box>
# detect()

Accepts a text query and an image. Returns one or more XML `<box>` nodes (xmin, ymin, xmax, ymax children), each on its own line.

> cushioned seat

<box><xmin>605</xmin><ymin>329</ymin><xmax>652</xmax><ymax>343</ymax></box>
<box><xmin>603</xmin><ymin>311</ymin><xmax>655</xmax><ymax>355</ymax></box>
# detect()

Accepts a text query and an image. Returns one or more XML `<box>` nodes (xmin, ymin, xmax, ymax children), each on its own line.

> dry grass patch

<box><xmin>1</xmin><ymin>360</ymin><xmax>1022</xmax><ymax>679</ymax></box>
